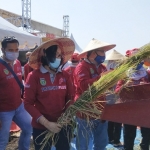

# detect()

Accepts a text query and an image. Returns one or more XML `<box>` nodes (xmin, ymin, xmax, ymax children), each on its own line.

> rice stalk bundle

<box><xmin>39</xmin><ymin>43</ymin><xmax>150</xmax><ymax>150</ymax></box>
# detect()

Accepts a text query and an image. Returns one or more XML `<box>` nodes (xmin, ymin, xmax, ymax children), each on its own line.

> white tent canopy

<box><xmin>70</xmin><ymin>33</ymin><xmax>82</xmax><ymax>54</ymax></box>
<box><xmin>0</xmin><ymin>16</ymin><xmax>41</xmax><ymax>49</ymax></box>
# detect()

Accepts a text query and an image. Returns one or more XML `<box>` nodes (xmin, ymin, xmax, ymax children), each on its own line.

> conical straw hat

<box><xmin>29</xmin><ymin>38</ymin><xmax>75</xmax><ymax>69</ymax></box>
<box><xmin>106</xmin><ymin>50</ymin><xmax>125</xmax><ymax>60</ymax></box>
<box><xmin>78</xmin><ymin>38</ymin><xmax>116</xmax><ymax>59</ymax></box>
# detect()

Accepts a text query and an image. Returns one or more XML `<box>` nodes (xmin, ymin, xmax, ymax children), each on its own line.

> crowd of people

<box><xmin>0</xmin><ymin>36</ymin><xmax>150</xmax><ymax>150</ymax></box>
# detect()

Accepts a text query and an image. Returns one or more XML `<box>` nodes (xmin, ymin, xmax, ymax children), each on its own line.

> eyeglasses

<box><xmin>2</xmin><ymin>36</ymin><xmax>17</xmax><ymax>42</ymax></box>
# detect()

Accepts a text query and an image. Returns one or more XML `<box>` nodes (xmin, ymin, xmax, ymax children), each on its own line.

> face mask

<box><xmin>94</xmin><ymin>55</ymin><xmax>105</xmax><ymax>65</ymax></box>
<box><xmin>135</xmin><ymin>62</ymin><xmax>144</xmax><ymax>70</ymax></box>
<box><xmin>49</xmin><ymin>58</ymin><xmax>61</xmax><ymax>69</ymax></box>
<box><xmin>5</xmin><ymin>51</ymin><xmax>19</xmax><ymax>61</ymax></box>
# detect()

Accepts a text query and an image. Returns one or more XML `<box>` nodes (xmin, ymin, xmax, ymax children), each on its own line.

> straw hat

<box><xmin>106</xmin><ymin>50</ymin><xmax>125</xmax><ymax>60</ymax></box>
<box><xmin>29</xmin><ymin>38</ymin><xmax>75</xmax><ymax>69</ymax></box>
<box><xmin>78</xmin><ymin>38</ymin><xmax>116</xmax><ymax>59</ymax></box>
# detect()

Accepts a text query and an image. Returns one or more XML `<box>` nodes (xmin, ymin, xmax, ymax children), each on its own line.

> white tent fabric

<box><xmin>70</xmin><ymin>33</ymin><xmax>82</xmax><ymax>54</ymax></box>
<box><xmin>0</xmin><ymin>16</ymin><xmax>41</xmax><ymax>49</ymax></box>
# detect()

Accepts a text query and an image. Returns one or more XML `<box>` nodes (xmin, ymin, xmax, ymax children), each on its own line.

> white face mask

<box><xmin>49</xmin><ymin>58</ymin><xmax>61</xmax><ymax>69</ymax></box>
<box><xmin>5</xmin><ymin>51</ymin><xmax>19</xmax><ymax>61</ymax></box>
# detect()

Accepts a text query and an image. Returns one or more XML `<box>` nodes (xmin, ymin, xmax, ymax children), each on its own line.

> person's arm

<box><xmin>64</xmin><ymin>71</ymin><xmax>74</xmax><ymax>107</ymax></box>
<box><xmin>23</xmin><ymin>71</ymin><xmax>42</xmax><ymax>120</ymax></box>
<box><xmin>115</xmin><ymin>80</ymin><xmax>125</xmax><ymax>93</ymax></box>
<box><xmin>74</xmin><ymin>65</ymin><xmax>100</xmax><ymax>92</ymax></box>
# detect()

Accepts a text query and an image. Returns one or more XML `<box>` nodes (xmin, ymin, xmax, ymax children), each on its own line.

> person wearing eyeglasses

<box><xmin>0</xmin><ymin>36</ymin><xmax>32</xmax><ymax>150</ymax></box>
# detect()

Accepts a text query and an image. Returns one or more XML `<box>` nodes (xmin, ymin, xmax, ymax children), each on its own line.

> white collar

<box><xmin>84</xmin><ymin>58</ymin><xmax>91</xmax><ymax>64</ymax></box>
<box><xmin>40</xmin><ymin>65</ymin><xmax>62</xmax><ymax>74</ymax></box>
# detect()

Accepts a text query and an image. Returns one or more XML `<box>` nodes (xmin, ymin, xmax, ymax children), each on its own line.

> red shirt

<box><xmin>0</xmin><ymin>59</ymin><xmax>22</xmax><ymax>112</ymax></box>
<box><xmin>74</xmin><ymin>60</ymin><xmax>107</xmax><ymax>100</ymax></box>
<box><xmin>24</xmin><ymin>63</ymin><xmax>33</xmax><ymax>82</ymax></box>
<box><xmin>24</xmin><ymin>66</ymin><xmax>73</xmax><ymax>129</ymax></box>
<box><xmin>73</xmin><ymin>60</ymin><xmax>107</xmax><ymax>118</ymax></box>
<box><xmin>64</xmin><ymin>64</ymin><xmax>77</xmax><ymax>99</ymax></box>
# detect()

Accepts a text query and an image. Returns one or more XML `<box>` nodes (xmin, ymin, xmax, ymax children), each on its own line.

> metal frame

<box><xmin>63</xmin><ymin>15</ymin><xmax>69</xmax><ymax>37</ymax></box>
<box><xmin>22</xmin><ymin>0</ymin><xmax>32</xmax><ymax>31</ymax></box>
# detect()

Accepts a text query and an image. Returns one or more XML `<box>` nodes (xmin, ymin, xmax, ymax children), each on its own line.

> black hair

<box><xmin>1</xmin><ymin>36</ymin><xmax>19</xmax><ymax>49</ymax></box>
<box><xmin>45</xmin><ymin>45</ymin><xmax>57</xmax><ymax>63</ymax></box>
<box><xmin>87</xmin><ymin>51</ymin><xmax>93</xmax><ymax>58</ymax></box>
<box><xmin>41</xmin><ymin>45</ymin><xmax>58</xmax><ymax>66</ymax></box>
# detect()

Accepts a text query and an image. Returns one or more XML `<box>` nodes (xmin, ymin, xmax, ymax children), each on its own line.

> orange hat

<box><xmin>71</xmin><ymin>53</ymin><xmax>79</xmax><ymax>62</ymax></box>
<box><xmin>125</xmin><ymin>48</ymin><xmax>139</xmax><ymax>57</ymax></box>
<box><xmin>29</xmin><ymin>38</ymin><xmax>75</xmax><ymax>69</ymax></box>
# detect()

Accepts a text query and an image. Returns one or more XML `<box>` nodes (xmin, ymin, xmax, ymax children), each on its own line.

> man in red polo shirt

<box><xmin>0</xmin><ymin>36</ymin><xmax>32</xmax><ymax>150</ymax></box>
<box><xmin>64</xmin><ymin>53</ymin><xmax>79</xmax><ymax>99</ymax></box>
<box><xmin>74</xmin><ymin>38</ymin><xmax>116</xmax><ymax>150</ymax></box>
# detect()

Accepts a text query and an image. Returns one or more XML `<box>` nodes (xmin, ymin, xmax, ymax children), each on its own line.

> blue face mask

<box><xmin>135</xmin><ymin>62</ymin><xmax>144</xmax><ymax>70</ymax></box>
<box><xmin>94</xmin><ymin>55</ymin><xmax>105</xmax><ymax>65</ymax></box>
<box><xmin>49</xmin><ymin>58</ymin><xmax>61</xmax><ymax>69</ymax></box>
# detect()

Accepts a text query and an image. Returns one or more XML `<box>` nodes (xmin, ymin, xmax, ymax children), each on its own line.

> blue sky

<box><xmin>0</xmin><ymin>0</ymin><xmax>150</xmax><ymax>55</ymax></box>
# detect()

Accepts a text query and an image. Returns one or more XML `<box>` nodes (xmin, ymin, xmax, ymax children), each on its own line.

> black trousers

<box><xmin>124</xmin><ymin>124</ymin><xmax>150</xmax><ymax>150</ymax></box>
<box><xmin>32</xmin><ymin>126</ymin><xmax>72</xmax><ymax>150</ymax></box>
<box><xmin>108</xmin><ymin>121</ymin><xmax>122</xmax><ymax>144</ymax></box>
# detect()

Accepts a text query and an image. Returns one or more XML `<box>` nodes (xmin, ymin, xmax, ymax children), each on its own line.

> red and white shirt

<box><xmin>0</xmin><ymin>59</ymin><xmax>22</xmax><ymax>112</ymax></box>
<box><xmin>73</xmin><ymin>59</ymin><xmax>107</xmax><ymax>118</ymax></box>
<box><xmin>24</xmin><ymin>65</ymin><xmax>73</xmax><ymax>129</ymax></box>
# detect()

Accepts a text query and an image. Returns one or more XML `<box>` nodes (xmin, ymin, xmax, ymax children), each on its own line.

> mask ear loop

<box><xmin>95</xmin><ymin>51</ymin><xmax>99</xmax><ymax>56</ymax></box>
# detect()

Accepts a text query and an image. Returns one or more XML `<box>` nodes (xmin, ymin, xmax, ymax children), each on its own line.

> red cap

<box><xmin>125</xmin><ymin>48</ymin><xmax>139</xmax><ymax>57</ymax></box>
<box><xmin>71</xmin><ymin>53</ymin><xmax>79</xmax><ymax>62</ymax></box>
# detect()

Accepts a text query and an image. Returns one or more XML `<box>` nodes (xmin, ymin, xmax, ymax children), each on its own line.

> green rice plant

<box><xmin>39</xmin><ymin>43</ymin><xmax>150</xmax><ymax>150</ymax></box>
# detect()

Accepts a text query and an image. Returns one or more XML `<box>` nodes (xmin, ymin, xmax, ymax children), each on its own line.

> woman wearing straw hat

<box><xmin>73</xmin><ymin>38</ymin><xmax>116</xmax><ymax>150</ymax></box>
<box><xmin>24</xmin><ymin>38</ymin><xmax>75</xmax><ymax>150</ymax></box>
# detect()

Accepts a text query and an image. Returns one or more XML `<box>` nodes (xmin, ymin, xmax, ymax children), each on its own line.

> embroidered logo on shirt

<box><xmin>4</xmin><ymin>69</ymin><xmax>9</xmax><ymax>75</ymax></box>
<box><xmin>40</xmin><ymin>78</ymin><xmax>46</xmax><ymax>86</ymax></box>
<box><xmin>41</xmin><ymin>86</ymin><xmax>66</xmax><ymax>92</ymax></box>
<box><xmin>6</xmin><ymin>74</ymin><xmax>14</xmax><ymax>79</ymax></box>
<box><xmin>59</xmin><ymin>78</ymin><xmax>64</xmax><ymax>84</ymax></box>
<box><xmin>17</xmin><ymin>67</ymin><xmax>22</xmax><ymax>71</ymax></box>
<box><xmin>25</xmin><ymin>84</ymin><xmax>30</xmax><ymax>88</ymax></box>
<box><xmin>90</xmin><ymin>68</ymin><xmax>94</xmax><ymax>74</ymax></box>
<box><xmin>78</xmin><ymin>73</ymin><xmax>85</xmax><ymax>77</ymax></box>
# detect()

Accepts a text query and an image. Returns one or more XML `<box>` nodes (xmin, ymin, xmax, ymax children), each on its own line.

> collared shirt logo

<box><xmin>90</xmin><ymin>68</ymin><xmax>94</xmax><ymax>74</ymax></box>
<box><xmin>4</xmin><ymin>69</ymin><xmax>9</xmax><ymax>75</ymax></box>
<box><xmin>40</xmin><ymin>78</ymin><xmax>46</xmax><ymax>86</ymax></box>
<box><xmin>59</xmin><ymin>78</ymin><xmax>64</xmax><ymax>84</ymax></box>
